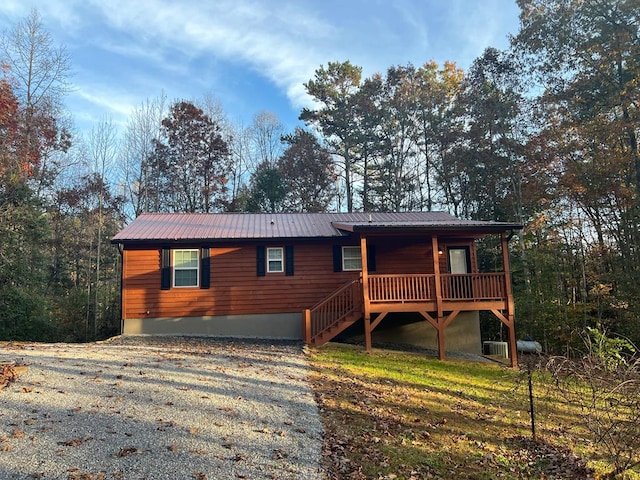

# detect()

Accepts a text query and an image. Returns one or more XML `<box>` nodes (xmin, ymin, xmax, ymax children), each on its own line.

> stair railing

<box><xmin>303</xmin><ymin>279</ymin><xmax>363</xmax><ymax>343</ymax></box>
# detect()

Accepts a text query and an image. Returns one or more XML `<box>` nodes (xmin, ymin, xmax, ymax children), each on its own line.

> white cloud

<box><xmin>74</xmin><ymin>85</ymin><xmax>137</xmax><ymax>119</ymax></box>
<box><xmin>1</xmin><ymin>0</ymin><xmax>521</xmax><ymax>133</ymax></box>
<box><xmin>80</xmin><ymin>0</ymin><xmax>337</xmax><ymax>109</ymax></box>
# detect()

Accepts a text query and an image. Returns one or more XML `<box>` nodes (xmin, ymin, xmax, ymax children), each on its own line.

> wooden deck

<box><xmin>304</xmin><ymin>272</ymin><xmax>513</xmax><ymax>345</ymax></box>
<box><xmin>367</xmin><ymin>273</ymin><xmax>508</xmax><ymax>311</ymax></box>
<box><xmin>303</xmin><ymin>232</ymin><xmax>518</xmax><ymax>367</ymax></box>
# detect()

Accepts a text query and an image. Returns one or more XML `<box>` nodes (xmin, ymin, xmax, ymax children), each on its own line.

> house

<box><xmin>111</xmin><ymin>212</ymin><xmax>522</xmax><ymax>366</ymax></box>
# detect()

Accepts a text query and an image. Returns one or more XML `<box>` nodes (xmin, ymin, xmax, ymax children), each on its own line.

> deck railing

<box><xmin>441</xmin><ymin>273</ymin><xmax>506</xmax><ymax>300</ymax></box>
<box><xmin>368</xmin><ymin>273</ymin><xmax>507</xmax><ymax>303</ymax></box>
<box><xmin>368</xmin><ymin>274</ymin><xmax>436</xmax><ymax>303</ymax></box>
<box><xmin>306</xmin><ymin>279</ymin><xmax>363</xmax><ymax>340</ymax></box>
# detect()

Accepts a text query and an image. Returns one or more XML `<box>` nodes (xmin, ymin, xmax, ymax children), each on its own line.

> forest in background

<box><xmin>1</xmin><ymin>0</ymin><xmax>639</xmax><ymax>352</ymax></box>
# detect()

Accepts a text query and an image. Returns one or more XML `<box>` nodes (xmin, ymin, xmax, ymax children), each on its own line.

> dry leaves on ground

<box><xmin>0</xmin><ymin>363</ymin><xmax>27</xmax><ymax>390</ymax></box>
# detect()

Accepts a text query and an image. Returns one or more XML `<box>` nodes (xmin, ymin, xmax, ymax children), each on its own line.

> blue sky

<box><xmin>0</xmin><ymin>0</ymin><xmax>521</xmax><ymax>136</ymax></box>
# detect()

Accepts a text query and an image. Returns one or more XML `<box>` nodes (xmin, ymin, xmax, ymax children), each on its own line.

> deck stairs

<box><xmin>306</xmin><ymin>279</ymin><xmax>363</xmax><ymax>347</ymax></box>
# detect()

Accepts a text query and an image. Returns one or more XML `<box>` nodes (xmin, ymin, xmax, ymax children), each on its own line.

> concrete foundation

<box><xmin>123</xmin><ymin>310</ymin><xmax>482</xmax><ymax>355</ymax></box>
<box><xmin>344</xmin><ymin>311</ymin><xmax>482</xmax><ymax>355</ymax></box>
<box><xmin>123</xmin><ymin>313</ymin><xmax>302</xmax><ymax>339</ymax></box>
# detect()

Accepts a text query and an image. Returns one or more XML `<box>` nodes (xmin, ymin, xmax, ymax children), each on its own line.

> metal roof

<box><xmin>111</xmin><ymin>212</ymin><xmax>522</xmax><ymax>244</ymax></box>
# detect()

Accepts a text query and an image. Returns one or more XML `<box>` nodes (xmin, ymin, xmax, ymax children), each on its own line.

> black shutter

<box><xmin>200</xmin><ymin>247</ymin><xmax>210</xmax><ymax>289</ymax></box>
<box><xmin>367</xmin><ymin>244</ymin><xmax>377</xmax><ymax>272</ymax></box>
<box><xmin>161</xmin><ymin>248</ymin><xmax>171</xmax><ymax>290</ymax></box>
<box><xmin>332</xmin><ymin>245</ymin><xmax>342</xmax><ymax>272</ymax></box>
<box><xmin>285</xmin><ymin>245</ymin><xmax>294</xmax><ymax>276</ymax></box>
<box><xmin>256</xmin><ymin>246</ymin><xmax>266</xmax><ymax>276</ymax></box>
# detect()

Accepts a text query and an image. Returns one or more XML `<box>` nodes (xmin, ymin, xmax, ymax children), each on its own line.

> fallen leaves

<box><xmin>310</xmin><ymin>344</ymin><xmax>596</xmax><ymax>480</ymax></box>
<box><xmin>1</xmin><ymin>338</ymin><xmax>320</xmax><ymax>479</ymax></box>
<box><xmin>58</xmin><ymin>437</ymin><xmax>93</xmax><ymax>447</ymax></box>
<box><xmin>67</xmin><ymin>470</ymin><xmax>107</xmax><ymax>480</ymax></box>
<box><xmin>0</xmin><ymin>435</ymin><xmax>13</xmax><ymax>451</ymax></box>
<box><xmin>272</xmin><ymin>448</ymin><xmax>288</xmax><ymax>460</ymax></box>
<box><xmin>1</xmin><ymin>363</ymin><xmax>28</xmax><ymax>390</ymax></box>
<box><xmin>116</xmin><ymin>446</ymin><xmax>145</xmax><ymax>457</ymax></box>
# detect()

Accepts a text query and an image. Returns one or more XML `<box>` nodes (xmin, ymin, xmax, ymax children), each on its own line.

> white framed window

<box><xmin>342</xmin><ymin>246</ymin><xmax>362</xmax><ymax>271</ymax></box>
<box><xmin>173</xmin><ymin>249</ymin><xmax>199</xmax><ymax>287</ymax></box>
<box><xmin>267</xmin><ymin>247</ymin><xmax>284</xmax><ymax>273</ymax></box>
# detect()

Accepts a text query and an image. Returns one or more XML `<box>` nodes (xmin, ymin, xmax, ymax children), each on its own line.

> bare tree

<box><xmin>251</xmin><ymin>111</ymin><xmax>284</xmax><ymax>167</ymax></box>
<box><xmin>119</xmin><ymin>92</ymin><xmax>167</xmax><ymax>218</ymax></box>
<box><xmin>224</xmin><ymin>111</ymin><xmax>285</xmax><ymax>211</ymax></box>
<box><xmin>87</xmin><ymin>117</ymin><xmax>119</xmax><ymax>338</ymax></box>
<box><xmin>225</xmin><ymin>121</ymin><xmax>254</xmax><ymax>211</ymax></box>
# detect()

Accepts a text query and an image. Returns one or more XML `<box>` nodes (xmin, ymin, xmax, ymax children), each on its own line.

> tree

<box><xmin>86</xmin><ymin>117</ymin><xmax>119</xmax><ymax>338</ymax></box>
<box><xmin>48</xmin><ymin>170</ymin><xmax>124</xmax><ymax>341</ymax></box>
<box><xmin>119</xmin><ymin>92</ymin><xmax>167</xmax><ymax>219</ymax></box>
<box><xmin>514</xmin><ymin>0</ymin><xmax>639</xmax><ymax>188</ymax></box>
<box><xmin>367</xmin><ymin>65</ymin><xmax>421</xmax><ymax>212</ymax></box>
<box><xmin>251</xmin><ymin>111</ymin><xmax>285</xmax><ymax>167</ymax></box>
<box><xmin>413</xmin><ymin>61</ymin><xmax>464</xmax><ymax>212</ymax></box>
<box><xmin>278</xmin><ymin>128</ymin><xmax>336</xmax><ymax>212</ymax></box>
<box><xmin>246</xmin><ymin>162</ymin><xmax>287</xmax><ymax>213</ymax></box>
<box><xmin>153</xmin><ymin>100</ymin><xmax>230</xmax><ymax>212</ymax></box>
<box><xmin>456</xmin><ymin>48</ymin><xmax>525</xmax><ymax>221</ymax></box>
<box><xmin>0</xmin><ymin>69</ymin><xmax>21</xmax><ymax>186</ymax></box>
<box><xmin>350</xmin><ymin>73</ymin><xmax>384</xmax><ymax>212</ymax></box>
<box><xmin>0</xmin><ymin>27</ymin><xmax>63</xmax><ymax>341</ymax></box>
<box><xmin>224</xmin><ymin>111</ymin><xmax>286</xmax><ymax>212</ymax></box>
<box><xmin>301</xmin><ymin>61</ymin><xmax>362</xmax><ymax>211</ymax></box>
<box><xmin>0</xmin><ymin>8</ymin><xmax>72</xmax><ymax>197</ymax></box>
<box><xmin>512</xmin><ymin>0</ymin><xmax>640</xmax><ymax>345</ymax></box>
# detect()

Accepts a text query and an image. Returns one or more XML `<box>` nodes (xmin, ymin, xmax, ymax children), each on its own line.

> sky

<box><xmin>0</xmin><ymin>0</ymin><xmax>522</xmax><ymax>137</ymax></box>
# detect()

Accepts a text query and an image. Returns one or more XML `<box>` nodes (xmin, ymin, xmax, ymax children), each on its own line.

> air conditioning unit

<box><xmin>483</xmin><ymin>341</ymin><xmax>509</xmax><ymax>358</ymax></box>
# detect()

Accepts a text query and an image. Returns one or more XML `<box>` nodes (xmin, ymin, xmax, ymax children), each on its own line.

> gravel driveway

<box><xmin>0</xmin><ymin>337</ymin><xmax>325</xmax><ymax>480</ymax></box>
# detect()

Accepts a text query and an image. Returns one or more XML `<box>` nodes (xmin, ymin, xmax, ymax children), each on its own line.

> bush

<box><xmin>0</xmin><ymin>286</ymin><xmax>55</xmax><ymax>341</ymax></box>
<box><xmin>546</xmin><ymin>329</ymin><xmax>640</xmax><ymax>478</ymax></box>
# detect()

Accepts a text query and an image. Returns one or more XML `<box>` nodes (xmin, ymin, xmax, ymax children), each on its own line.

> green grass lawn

<box><xmin>308</xmin><ymin>343</ymin><xmax>628</xmax><ymax>480</ymax></box>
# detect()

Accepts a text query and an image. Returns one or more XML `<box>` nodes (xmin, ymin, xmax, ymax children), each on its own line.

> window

<box><xmin>342</xmin><ymin>246</ymin><xmax>362</xmax><ymax>271</ymax></box>
<box><xmin>267</xmin><ymin>247</ymin><xmax>284</xmax><ymax>273</ymax></box>
<box><xmin>173</xmin><ymin>249</ymin><xmax>199</xmax><ymax>287</ymax></box>
<box><xmin>448</xmin><ymin>247</ymin><xmax>470</xmax><ymax>274</ymax></box>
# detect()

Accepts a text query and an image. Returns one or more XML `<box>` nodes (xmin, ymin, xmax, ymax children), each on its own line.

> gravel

<box><xmin>0</xmin><ymin>336</ymin><xmax>326</xmax><ymax>480</ymax></box>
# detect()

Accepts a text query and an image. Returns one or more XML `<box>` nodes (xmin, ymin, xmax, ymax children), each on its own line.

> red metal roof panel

<box><xmin>111</xmin><ymin>212</ymin><xmax>521</xmax><ymax>243</ymax></box>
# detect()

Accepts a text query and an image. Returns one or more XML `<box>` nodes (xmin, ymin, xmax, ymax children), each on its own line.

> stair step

<box><xmin>310</xmin><ymin>314</ymin><xmax>363</xmax><ymax>347</ymax></box>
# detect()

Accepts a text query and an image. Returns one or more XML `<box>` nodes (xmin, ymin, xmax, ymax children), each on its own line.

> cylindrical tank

<box><xmin>517</xmin><ymin>340</ymin><xmax>542</xmax><ymax>353</ymax></box>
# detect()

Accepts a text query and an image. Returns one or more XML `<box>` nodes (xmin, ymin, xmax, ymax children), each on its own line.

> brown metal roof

<box><xmin>111</xmin><ymin>212</ymin><xmax>522</xmax><ymax>244</ymax></box>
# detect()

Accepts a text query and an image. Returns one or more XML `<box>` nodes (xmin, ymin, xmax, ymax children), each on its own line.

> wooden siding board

<box><xmin>121</xmin><ymin>236</ymin><xmax>490</xmax><ymax>321</ymax></box>
<box><xmin>123</xmin><ymin>241</ymin><xmax>362</xmax><ymax>319</ymax></box>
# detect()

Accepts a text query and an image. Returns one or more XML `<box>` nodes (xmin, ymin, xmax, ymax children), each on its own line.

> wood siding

<box><xmin>121</xmin><ymin>236</ymin><xmax>477</xmax><ymax>320</ymax></box>
<box><xmin>123</xmin><ymin>241</ymin><xmax>350</xmax><ymax>319</ymax></box>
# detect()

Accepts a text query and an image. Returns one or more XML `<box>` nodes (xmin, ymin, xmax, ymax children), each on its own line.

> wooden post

<box><xmin>431</xmin><ymin>236</ymin><xmax>445</xmax><ymax>360</ymax></box>
<box><xmin>501</xmin><ymin>232</ymin><xmax>518</xmax><ymax>368</ymax></box>
<box><xmin>361</xmin><ymin>236</ymin><xmax>372</xmax><ymax>352</ymax></box>
<box><xmin>508</xmin><ymin>318</ymin><xmax>518</xmax><ymax>368</ymax></box>
<box><xmin>302</xmin><ymin>309</ymin><xmax>311</xmax><ymax>345</ymax></box>
<box><xmin>431</xmin><ymin>236</ymin><xmax>443</xmax><ymax>319</ymax></box>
